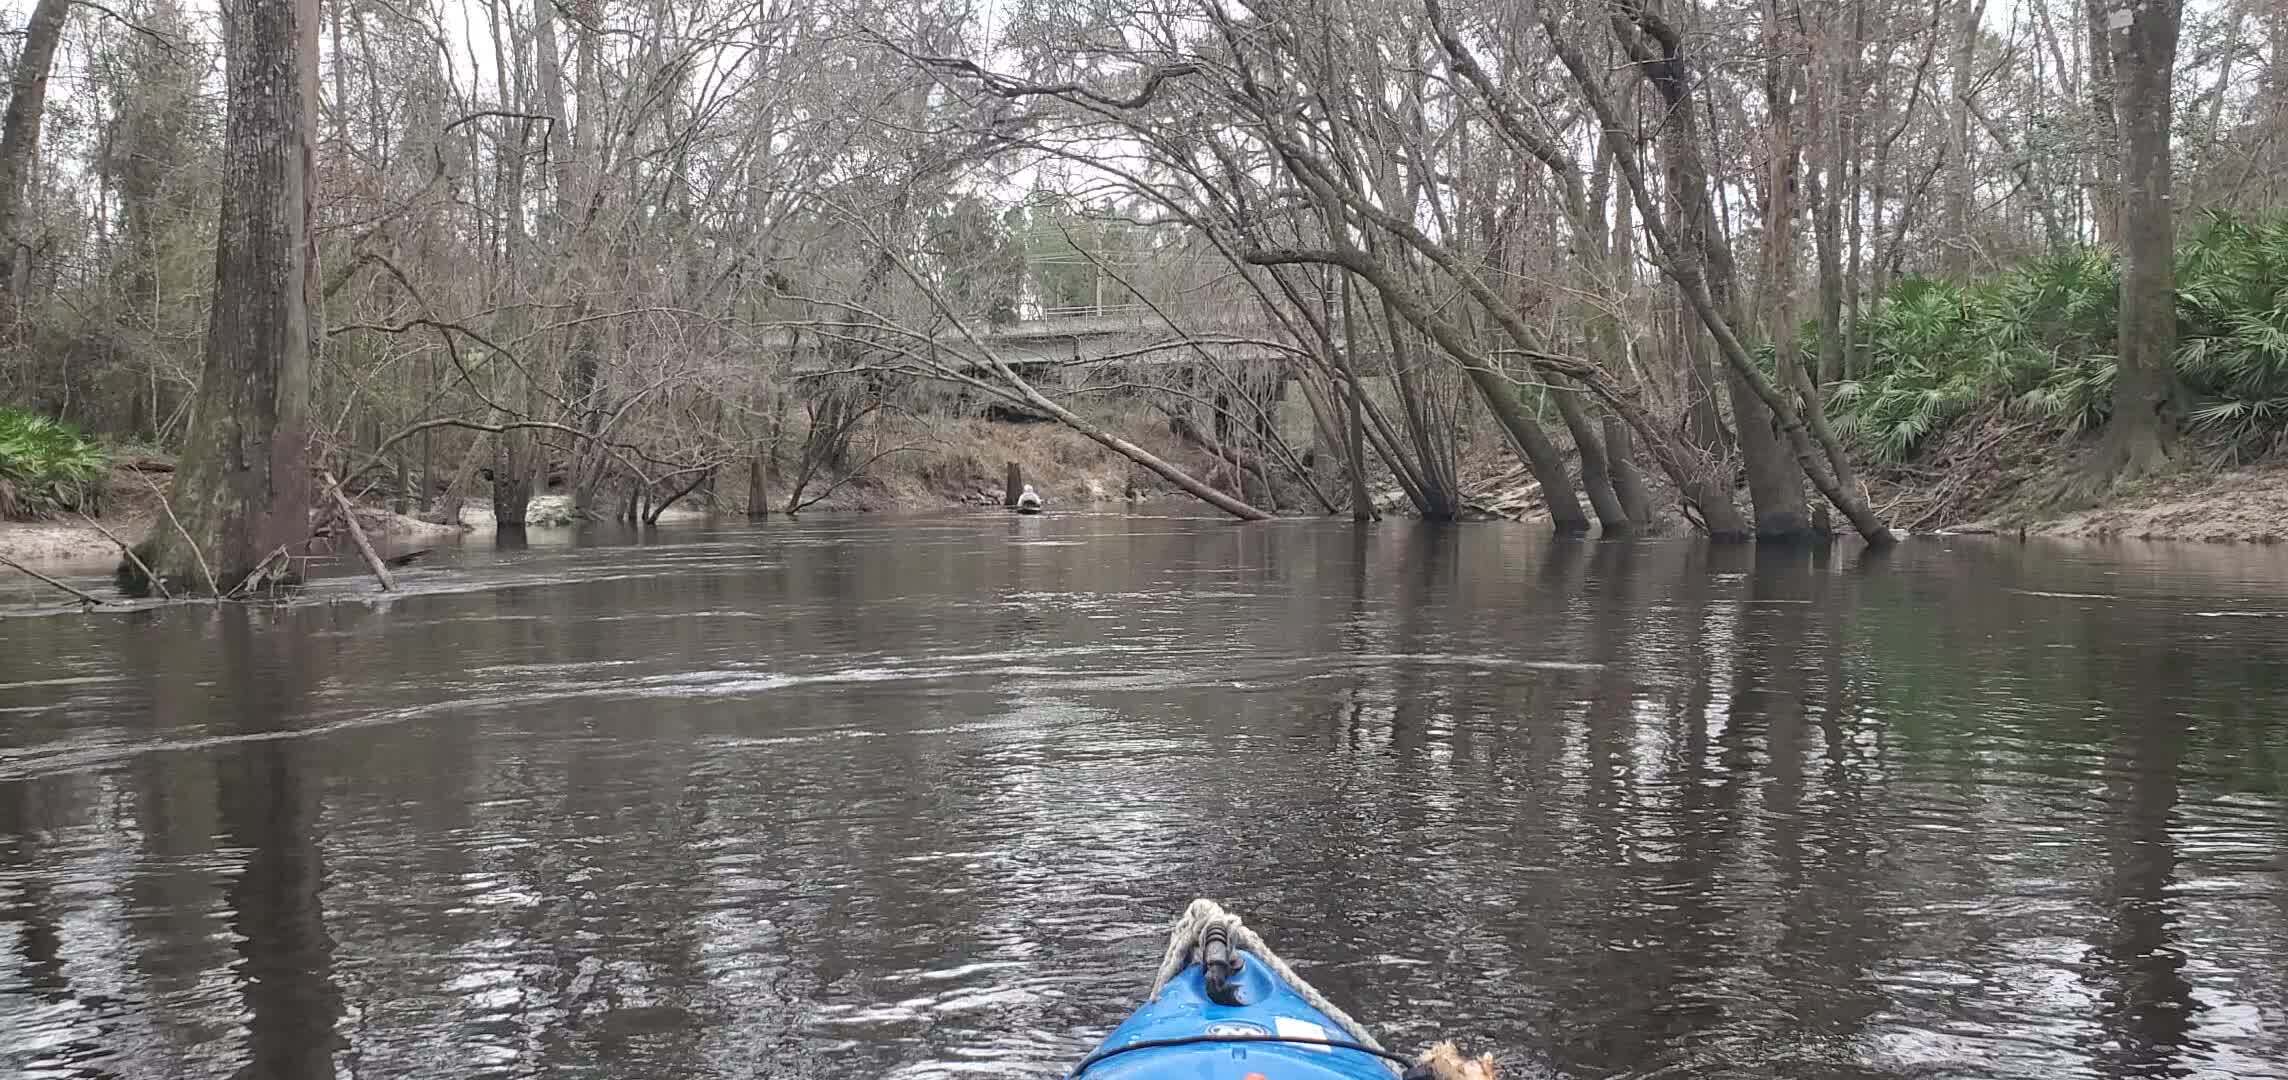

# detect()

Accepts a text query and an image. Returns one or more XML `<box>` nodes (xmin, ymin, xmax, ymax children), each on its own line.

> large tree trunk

<box><xmin>0</xmin><ymin>0</ymin><xmax>69</xmax><ymax>327</ymax></box>
<box><xmin>2089</xmin><ymin>0</ymin><xmax>2181</xmax><ymax>486</ymax></box>
<box><xmin>133</xmin><ymin>0</ymin><xmax>318</xmax><ymax>593</ymax></box>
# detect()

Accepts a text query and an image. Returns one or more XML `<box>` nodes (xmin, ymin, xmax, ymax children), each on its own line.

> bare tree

<box><xmin>1942</xmin><ymin>0</ymin><xmax>1987</xmax><ymax>275</ymax></box>
<box><xmin>0</xmin><ymin>0</ymin><xmax>2268</xmax><ymax>555</ymax></box>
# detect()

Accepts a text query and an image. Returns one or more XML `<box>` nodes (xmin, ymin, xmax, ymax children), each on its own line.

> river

<box><xmin>3</xmin><ymin>514</ymin><xmax>2287</xmax><ymax>1079</ymax></box>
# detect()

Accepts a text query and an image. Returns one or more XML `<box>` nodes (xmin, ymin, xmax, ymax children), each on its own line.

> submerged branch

<box><xmin>0</xmin><ymin>553</ymin><xmax>108</xmax><ymax>605</ymax></box>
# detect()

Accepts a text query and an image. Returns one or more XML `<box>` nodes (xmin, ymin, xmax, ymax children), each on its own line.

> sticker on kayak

<box><xmin>1272</xmin><ymin>1016</ymin><xmax>1332</xmax><ymax>1050</ymax></box>
<box><xmin>1204</xmin><ymin>1022</ymin><xmax>1269</xmax><ymax>1038</ymax></box>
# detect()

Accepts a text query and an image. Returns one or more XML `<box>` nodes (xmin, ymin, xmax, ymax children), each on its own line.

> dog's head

<box><xmin>1402</xmin><ymin>1041</ymin><xmax>1497</xmax><ymax>1080</ymax></box>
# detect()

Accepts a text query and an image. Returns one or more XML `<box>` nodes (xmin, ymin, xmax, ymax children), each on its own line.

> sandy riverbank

<box><xmin>1</xmin><ymin>466</ymin><xmax>466</xmax><ymax>568</ymax></box>
<box><xmin>0</xmin><ymin>503</ymin><xmax>467</xmax><ymax>568</ymax></box>
<box><xmin>1948</xmin><ymin>460</ymin><xmax>2288</xmax><ymax>543</ymax></box>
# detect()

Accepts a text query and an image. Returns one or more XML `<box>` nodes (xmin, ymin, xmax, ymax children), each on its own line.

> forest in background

<box><xmin>0</xmin><ymin>0</ymin><xmax>2284</xmax><ymax>590</ymax></box>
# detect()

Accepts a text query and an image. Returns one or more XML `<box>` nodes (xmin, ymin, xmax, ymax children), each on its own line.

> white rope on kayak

<box><xmin>1148</xmin><ymin>899</ymin><xmax>1403</xmax><ymax>1075</ymax></box>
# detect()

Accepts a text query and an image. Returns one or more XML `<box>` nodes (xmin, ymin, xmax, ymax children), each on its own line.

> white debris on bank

<box><xmin>454</xmin><ymin>493</ymin><xmax>708</xmax><ymax>529</ymax></box>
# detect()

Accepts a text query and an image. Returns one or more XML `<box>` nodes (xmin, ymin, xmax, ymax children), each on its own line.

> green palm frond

<box><xmin>1842</xmin><ymin>211</ymin><xmax>2288</xmax><ymax>458</ymax></box>
<box><xmin>0</xmin><ymin>408</ymin><xmax>108</xmax><ymax>520</ymax></box>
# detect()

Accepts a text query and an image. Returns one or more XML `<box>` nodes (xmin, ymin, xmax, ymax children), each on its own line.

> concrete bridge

<box><xmin>771</xmin><ymin>304</ymin><xmax>1400</xmax><ymax>454</ymax></box>
<box><xmin>777</xmin><ymin>306</ymin><xmax>1305</xmax><ymax>374</ymax></box>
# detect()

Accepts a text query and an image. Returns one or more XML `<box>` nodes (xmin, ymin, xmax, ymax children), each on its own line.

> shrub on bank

<box><xmin>1830</xmin><ymin>212</ymin><xmax>2288</xmax><ymax>462</ymax></box>
<box><xmin>0</xmin><ymin>407</ymin><xmax>108</xmax><ymax>520</ymax></box>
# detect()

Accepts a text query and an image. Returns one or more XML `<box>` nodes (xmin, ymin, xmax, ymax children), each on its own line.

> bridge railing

<box><xmin>1021</xmin><ymin>302</ymin><xmax>1159</xmax><ymax>321</ymax></box>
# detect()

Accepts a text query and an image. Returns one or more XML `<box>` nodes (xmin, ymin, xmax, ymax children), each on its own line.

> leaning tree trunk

<box><xmin>1644</xmin><ymin>25</ymin><xmax>1809</xmax><ymax>539</ymax></box>
<box><xmin>2089</xmin><ymin>0</ymin><xmax>2181</xmax><ymax>487</ymax></box>
<box><xmin>1603</xmin><ymin>416</ymin><xmax>1656</xmax><ymax>526</ymax></box>
<box><xmin>0</xmin><ymin>0</ymin><xmax>69</xmax><ymax>328</ymax></box>
<box><xmin>1551</xmin><ymin>383</ymin><xmax>1632</xmax><ymax>532</ymax></box>
<box><xmin>133</xmin><ymin>0</ymin><xmax>317</xmax><ymax>593</ymax></box>
<box><xmin>1462</xmin><ymin>363</ymin><xmax>1592</xmax><ymax>534</ymax></box>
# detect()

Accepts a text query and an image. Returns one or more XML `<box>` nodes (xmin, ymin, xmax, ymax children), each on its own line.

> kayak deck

<box><xmin>1073</xmin><ymin>949</ymin><xmax>1397</xmax><ymax>1079</ymax></box>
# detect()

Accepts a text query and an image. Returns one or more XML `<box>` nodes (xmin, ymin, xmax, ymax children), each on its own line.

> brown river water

<box><xmin>3</xmin><ymin>513</ymin><xmax>2287</xmax><ymax>1079</ymax></box>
